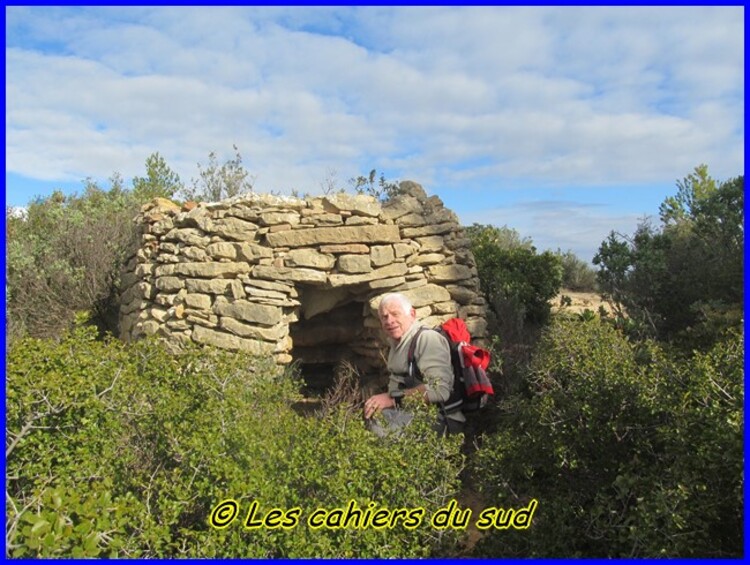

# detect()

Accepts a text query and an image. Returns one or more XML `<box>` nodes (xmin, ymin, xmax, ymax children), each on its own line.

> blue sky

<box><xmin>5</xmin><ymin>6</ymin><xmax>744</xmax><ymax>263</ymax></box>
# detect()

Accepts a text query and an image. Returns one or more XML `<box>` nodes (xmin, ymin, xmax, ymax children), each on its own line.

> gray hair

<box><xmin>378</xmin><ymin>293</ymin><xmax>413</xmax><ymax>316</ymax></box>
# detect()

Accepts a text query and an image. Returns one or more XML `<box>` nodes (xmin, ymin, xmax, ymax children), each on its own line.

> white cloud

<box><xmin>5</xmin><ymin>5</ymin><xmax>743</xmax><ymax>204</ymax></box>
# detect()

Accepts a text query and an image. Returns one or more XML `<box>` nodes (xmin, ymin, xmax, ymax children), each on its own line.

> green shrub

<box><xmin>6</xmin><ymin>329</ymin><xmax>464</xmax><ymax>558</ymax></box>
<box><xmin>471</xmin><ymin>318</ymin><xmax>743</xmax><ymax>557</ymax></box>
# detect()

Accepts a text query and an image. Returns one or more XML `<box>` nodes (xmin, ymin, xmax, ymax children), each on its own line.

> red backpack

<box><xmin>408</xmin><ymin>318</ymin><xmax>494</xmax><ymax>413</ymax></box>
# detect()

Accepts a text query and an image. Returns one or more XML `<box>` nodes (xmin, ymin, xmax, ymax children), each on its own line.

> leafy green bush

<box><xmin>6</xmin><ymin>180</ymin><xmax>140</xmax><ymax>340</ymax></box>
<box><xmin>6</xmin><ymin>328</ymin><xmax>464</xmax><ymax>558</ymax></box>
<box><xmin>471</xmin><ymin>318</ymin><xmax>743</xmax><ymax>557</ymax></box>
<box><xmin>467</xmin><ymin>224</ymin><xmax>562</xmax><ymax>327</ymax></box>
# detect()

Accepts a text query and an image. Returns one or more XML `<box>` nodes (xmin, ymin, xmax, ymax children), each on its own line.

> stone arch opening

<box><xmin>288</xmin><ymin>285</ymin><xmax>385</xmax><ymax>397</ymax></box>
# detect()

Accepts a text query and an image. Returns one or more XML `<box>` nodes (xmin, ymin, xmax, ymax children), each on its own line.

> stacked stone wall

<box><xmin>118</xmin><ymin>182</ymin><xmax>487</xmax><ymax>374</ymax></box>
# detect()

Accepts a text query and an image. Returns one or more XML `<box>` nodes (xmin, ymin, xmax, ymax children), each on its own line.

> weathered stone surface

<box><xmin>163</xmin><ymin>228</ymin><xmax>210</xmax><ymax>247</ymax></box>
<box><xmin>337</xmin><ymin>254</ymin><xmax>372</xmax><ymax>274</ymax></box>
<box><xmin>206</xmin><ymin>242</ymin><xmax>238</xmax><ymax>260</ymax></box>
<box><xmin>192</xmin><ymin>325</ymin><xmax>275</xmax><ymax>354</ymax></box>
<box><xmin>322</xmin><ymin>193</ymin><xmax>380</xmax><ymax>217</ymax></box>
<box><xmin>213</xmin><ymin>297</ymin><xmax>282</xmax><ymax>326</ymax></box>
<box><xmin>371</xmin><ymin>245</ymin><xmax>395</xmax><ymax>267</ymax></box>
<box><xmin>285</xmin><ymin>249</ymin><xmax>336</xmax><ymax>270</ymax></box>
<box><xmin>155</xmin><ymin>276</ymin><xmax>184</xmax><ymax>292</ymax></box>
<box><xmin>369</xmin><ymin>283</ymin><xmax>450</xmax><ymax>311</ymax></box>
<box><xmin>381</xmin><ymin>195</ymin><xmax>424</xmax><ymax>221</ymax></box>
<box><xmin>260</xmin><ymin>211</ymin><xmax>300</xmax><ymax>226</ymax></box>
<box><xmin>427</xmin><ymin>264</ymin><xmax>473</xmax><ymax>283</ymax></box>
<box><xmin>211</xmin><ymin>217</ymin><xmax>259</xmax><ymax>241</ymax></box>
<box><xmin>184</xmin><ymin>293</ymin><xmax>212</xmax><ymax>310</ymax></box>
<box><xmin>235</xmin><ymin>243</ymin><xmax>273</xmax><ymax>262</ymax></box>
<box><xmin>319</xmin><ymin>244</ymin><xmax>370</xmax><ymax>254</ymax></box>
<box><xmin>219</xmin><ymin>317</ymin><xmax>288</xmax><ymax>341</ymax></box>
<box><xmin>252</xmin><ymin>265</ymin><xmax>328</xmax><ymax>285</ymax></box>
<box><xmin>266</xmin><ymin>225</ymin><xmax>400</xmax><ymax>248</ymax></box>
<box><xmin>185</xmin><ymin>278</ymin><xmax>244</xmax><ymax>296</ymax></box>
<box><xmin>407</xmin><ymin>253</ymin><xmax>446</xmax><ymax>266</ymax></box>
<box><xmin>401</xmin><ymin>223</ymin><xmax>455</xmax><ymax>238</ymax></box>
<box><xmin>329</xmin><ymin>263</ymin><xmax>408</xmax><ymax>288</ymax></box>
<box><xmin>181</xmin><ymin>246</ymin><xmax>208</xmax><ymax>262</ymax></box>
<box><xmin>155</xmin><ymin>262</ymin><xmax>251</xmax><ymax>279</ymax></box>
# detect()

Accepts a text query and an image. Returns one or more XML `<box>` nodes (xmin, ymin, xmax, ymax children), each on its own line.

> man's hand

<box><xmin>364</xmin><ymin>392</ymin><xmax>395</xmax><ymax>419</ymax></box>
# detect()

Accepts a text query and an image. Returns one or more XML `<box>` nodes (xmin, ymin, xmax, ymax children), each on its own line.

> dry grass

<box><xmin>551</xmin><ymin>290</ymin><xmax>613</xmax><ymax>315</ymax></box>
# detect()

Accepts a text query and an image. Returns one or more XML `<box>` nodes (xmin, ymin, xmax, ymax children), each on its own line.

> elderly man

<box><xmin>364</xmin><ymin>292</ymin><xmax>465</xmax><ymax>436</ymax></box>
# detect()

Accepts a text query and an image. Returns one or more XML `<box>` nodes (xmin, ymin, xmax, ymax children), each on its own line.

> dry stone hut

<box><xmin>119</xmin><ymin>182</ymin><xmax>487</xmax><ymax>386</ymax></box>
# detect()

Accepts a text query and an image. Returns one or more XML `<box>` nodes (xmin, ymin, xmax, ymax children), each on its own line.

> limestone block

<box><xmin>252</xmin><ymin>265</ymin><xmax>328</xmax><ymax>285</ymax></box>
<box><xmin>329</xmin><ymin>263</ymin><xmax>408</xmax><ymax>288</ymax></box>
<box><xmin>155</xmin><ymin>276</ymin><xmax>184</xmax><ymax>292</ymax></box>
<box><xmin>319</xmin><ymin>244</ymin><xmax>370</xmax><ymax>254</ymax></box>
<box><xmin>285</xmin><ymin>249</ymin><xmax>336</xmax><ymax>270</ymax></box>
<box><xmin>446</xmin><ymin>285</ymin><xmax>480</xmax><ymax>305</ymax></box>
<box><xmin>266</xmin><ymin>225</ymin><xmax>400</xmax><ymax>248</ymax></box>
<box><xmin>393</xmin><ymin>242</ymin><xmax>418</xmax><ymax>258</ymax></box>
<box><xmin>213</xmin><ymin>297</ymin><xmax>282</xmax><ymax>326</ymax></box>
<box><xmin>186</xmin><ymin>279</ymin><xmax>240</xmax><ymax>295</ymax></box>
<box><xmin>407</xmin><ymin>253</ymin><xmax>446</xmax><ymax>266</ymax></box>
<box><xmin>402</xmin><ymin>284</ymin><xmax>452</xmax><ymax>308</ymax></box>
<box><xmin>371</xmin><ymin>245</ymin><xmax>395</xmax><ymax>267</ymax></box>
<box><xmin>427</xmin><ymin>264</ymin><xmax>473</xmax><ymax>283</ymax></box>
<box><xmin>225</xmin><ymin>207</ymin><xmax>260</xmax><ymax>222</ymax></box>
<box><xmin>181</xmin><ymin>206</ymin><xmax>214</xmax><ymax>231</ymax></box>
<box><xmin>186</xmin><ymin>310</ymin><xmax>219</xmax><ymax>326</ymax></box>
<box><xmin>338</xmin><ymin>254</ymin><xmax>372</xmax><ymax>274</ymax></box>
<box><xmin>431</xmin><ymin>301</ymin><xmax>458</xmax><ymax>315</ymax></box>
<box><xmin>367</xmin><ymin>276</ymin><xmax>407</xmax><ymax>291</ymax></box>
<box><xmin>140</xmin><ymin>320</ymin><xmax>161</xmax><ymax>336</ymax></box>
<box><xmin>192</xmin><ymin>325</ymin><xmax>275</xmax><ymax>354</ymax></box>
<box><xmin>322</xmin><ymin>193</ymin><xmax>381</xmax><ymax>217</ymax></box>
<box><xmin>459</xmin><ymin>305</ymin><xmax>487</xmax><ymax>317</ymax></box>
<box><xmin>206</xmin><ymin>242</ymin><xmax>238</xmax><ymax>260</ymax></box>
<box><xmin>260</xmin><ymin>211</ymin><xmax>300</xmax><ymax>226</ymax></box>
<box><xmin>302</xmin><ymin>213</ymin><xmax>343</xmax><ymax>226</ymax></box>
<box><xmin>151</xmin><ymin>307</ymin><xmax>171</xmax><ymax>323</ymax></box>
<box><xmin>414</xmin><ymin>236</ymin><xmax>445</xmax><ymax>253</ymax></box>
<box><xmin>156</xmin><ymin>262</ymin><xmax>251</xmax><ymax>279</ymax></box>
<box><xmin>163</xmin><ymin>228</ymin><xmax>210</xmax><ymax>247</ymax></box>
<box><xmin>381</xmin><ymin>195</ymin><xmax>424</xmax><ymax>221</ymax></box>
<box><xmin>120</xmin><ymin>282</ymin><xmax>153</xmax><ymax>305</ymax></box>
<box><xmin>181</xmin><ymin>246</ymin><xmax>208</xmax><ymax>262</ymax></box>
<box><xmin>345</xmin><ymin>216</ymin><xmax>379</xmax><ymax>226</ymax></box>
<box><xmin>243</xmin><ymin>278</ymin><xmax>297</xmax><ymax>296</ymax></box>
<box><xmin>219</xmin><ymin>317</ymin><xmax>288</xmax><ymax>341</ymax></box>
<box><xmin>235</xmin><ymin>243</ymin><xmax>273</xmax><ymax>262</ymax></box>
<box><xmin>159</xmin><ymin>242</ymin><xmax>178</xmax><ymax>254</ymax></box>
<box><xmin>149</xmin><ymin>218</ymin><xmax>174</xmax><ymax>237</ymax></box>
<box><xmin>212</xmin><ymin>217</ymin><xmax>259</xmax><ymax>241</ymax></box>
<box><xmin>185</xmin><ymin>293</ymin><xmax>212</xmax><ymax>310</ymax></box>
<box><xmin>401</xmin><ymin>223</ymin><xmax>455</xmax><ymax>238</ymax></box>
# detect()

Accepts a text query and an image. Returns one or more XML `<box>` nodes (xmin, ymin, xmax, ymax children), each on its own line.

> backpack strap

<box><xmin>406</xmin><ymin>326</ymin><xmax>463</xmax><ymax>415</ymax></box>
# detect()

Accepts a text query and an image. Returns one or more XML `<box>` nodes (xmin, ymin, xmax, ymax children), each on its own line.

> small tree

<box><xmin>132</xmin><ymin>152</ymin><xmax>183</xmax><ymax>202</ymax></box>
<box><xmin>183</xmin><ymin>145</ymin><xmax>254</xmax><ymax>202</ymax></box>
<box><xmin>348</xmin><ymin>168</ymin><xmax>402</xmax><ymax>202</ymax></box>
<box><xmin>593</xmin><ymin>165</ymin><xmax>743</xmax><ymax>349</ymax></box>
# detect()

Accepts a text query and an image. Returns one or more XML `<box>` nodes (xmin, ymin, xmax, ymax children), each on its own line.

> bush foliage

<box><xmin>6</xmin><ymin>327</ymin><xmax>464</xmax><ymax>558</ymax></box>
<box><xmin>471</xmin><ymin>318</ymin><xmax>743</xmax><ymax>558</ymax></box>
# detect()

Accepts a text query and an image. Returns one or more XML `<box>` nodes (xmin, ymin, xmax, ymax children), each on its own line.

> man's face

<box><xmin>379</xmin><ymin>300</ymin><xmax>416</xmax><ymax>342</ymax></box>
